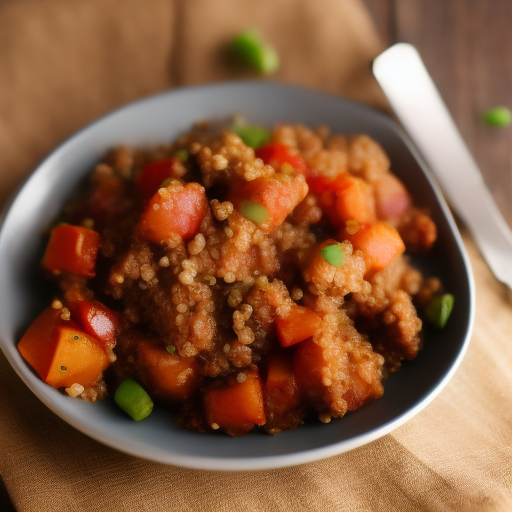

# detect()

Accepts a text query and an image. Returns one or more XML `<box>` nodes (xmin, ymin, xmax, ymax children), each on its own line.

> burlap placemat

<box><xmin>0</xmin><ymin>1</ymin><xmax>510</xmax><ymax>510</ymax></box>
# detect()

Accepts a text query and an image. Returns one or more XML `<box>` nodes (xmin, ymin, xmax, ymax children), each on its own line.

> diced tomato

<box><xmin>373</xmin><ymin>173</ymin><xmax>411</xmax><ymax>225</ymax></box>
<box><xmin>339</xmin><ymin>221</ymin><xmax>405</xmax><ymax>278</ymax></box>
<box><xmin>136</xmin><ymin>341</ymin><xmax>198</xmax><ymax>402</ymax></box>
<box><xmin>255</xmin><ymin>143</ymin><xmax>307</xmax><ymax>175</ymax></box>
<box><xmin>42</xmin><ymin>224</ymin><xmax>100</xmax><ymax>277</ymax></box>
<box><xmin>68</xmin><ymin>300</ymin><xmax>118</xmax><ymax>346</ymax></box>
<box><xmin>203</xmin><ymin>370</ymin><xmax>266</xmax><ymax>436</ymax></box>
<box><xmin>138</xmin><ymin>182</ymin><xmax>208</xmax><ymax>243</ymax></box>
<box><xmin>306</xmin><ymin>172</ymin><xmax>347</xmax><ymax>195</ymax></box>
<box><xmin>18</xmin><ymin>307</ymin><xmax>110</xmax><ymax>389</ymax></box>
<box><xmin>136</xmin><ymin>158</ymin><xmax>181</xmax><ymax>200</ymax></box>
<box><xmin>230</xmin><ymin>174</ymin><xmax>308</xmax><ymax>231</ymax></box>
<box><xmin>275</xmin><ymin>305</ymin><xmax>322</xmax><ymax>347</ymax></box>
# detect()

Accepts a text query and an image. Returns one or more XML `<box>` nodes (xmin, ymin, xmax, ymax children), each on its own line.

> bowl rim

<box><xmin>0</xmin><ymin>80</ymin><xmax>475</xmax><ymax>470</ymax></box>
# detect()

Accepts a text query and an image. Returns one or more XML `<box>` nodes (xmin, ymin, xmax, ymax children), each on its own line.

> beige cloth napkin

<box><xmin>0</xmin><ymin>1</ymin><xmax>510</xmax><ymax>510</ymax></box>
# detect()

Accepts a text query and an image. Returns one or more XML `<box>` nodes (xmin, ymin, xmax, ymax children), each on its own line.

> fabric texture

<box><xmin>0</xmin><ymin>0</ymin><xmax>510</xmax><ymax>510</ymax></box>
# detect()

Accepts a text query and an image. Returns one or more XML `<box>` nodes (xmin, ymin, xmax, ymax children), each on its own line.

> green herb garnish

<box><xmin>482</xmin><ymin>106</ymin><xmax>511</xmax><ymax>127</ymax></box>
<box><xmin>321</xmin><ymin>244</ymin><xmax>345</xmax><ymax>267</ymax></box>
<box><xmin>114</xmin><ymin>378</ymin><xmax>154</xmax><ymax>421</ymax></box>
<box><xmin>239</xmin><ymin>199</ymin><xmax>269</xmax><ymax>225</ymax></box>
<box><xmin>230</xmin><ymin>123</ymin><xmax>271</xmax><ymax>149</ymax></box>
<box><xmin>425</xmin><ymin>293</ymin><xmax>454</xmax><ymax>329</ymax></box>
<box><xmin>229</xmin><ymin>28</ymin><xmax>279</xmax><ymax>75</ymax></box>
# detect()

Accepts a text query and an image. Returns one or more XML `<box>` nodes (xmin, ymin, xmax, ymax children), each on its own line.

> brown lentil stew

<box><xmin>18</xmin><ymin>120</ymin><xmax>445</xmax><ymax>436</ymax></box>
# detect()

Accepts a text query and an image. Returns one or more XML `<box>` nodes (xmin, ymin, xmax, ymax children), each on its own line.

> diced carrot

<box><xmin>45</xmin><ymin>324</ymin><xmax>110</xmax><ymax>388</ymax></box>
<box><xmin>42</xmin><ymin>224</ymin><xmax>100</xmax><ymax>277</ymax></box>
<box><xmin>265</xmin><ymin>350</ymin><xmax>300</xmax><ymax>411</ymax></box>
<box><xmin>317</xmin><ymin>173</ymin><xmax>376</xmax><ymax>227</ymax></box>
<box><xmin>293</xmin><ymin>338</ymin><xmax>327</xmax><ymax>399</ymax></box>
<box><xmin>340</xmin><ymin>221</ymin><xmax>405</xmax><ymax>278</ymax></box>
<box><xmin>275</xmin><ymin>305</ymin><xmax>322</xmax><ymax>347</ymax></box>
<box><xmin>203</xmin><ymin>370</ymin><xmax>266</xmax><ymax>435</ymax></box>
<box><xmin>255</xmin><ymin>143</ymin><xmax>307</xmax><ymax>175</ymax></box>
<box><xmin>136</xmin><ymin>340</ymin><xmax>198</xmax><ymax>402</ymax></box>
<box><xmin>230</xmin><ymin>174</ymin><xmax>308</xmax><ymax>231</ymax></box>
<box><xmin>18</xmin><ymin>307</ymin><xmax>110</xmax><ymax>389</ymax></box>
<box><xmin>68</xmin><ymin>300</ymin><xmax>118</xmax><ymax>346</ymax></box>
<box><xmin>135</xmin><ymin>158</ymin><xmax>182</xmax><ymax>200</ymax></box>
<box><xmin>373</xmin><ymin>173</ymin><xmax>411</xmax><ymax>225</ymax></box>
<box><xmin>18</xmin><ymin>307</ymin><xmax>64</xmax><ymax>381</ymax></box>
<box><xmin>138</xmin><ymin>182</ymin><xmax>208</xmax><ymax>243</ymax></box>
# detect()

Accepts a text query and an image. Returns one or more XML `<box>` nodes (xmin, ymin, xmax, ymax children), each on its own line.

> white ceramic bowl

<box><xmin>0</xmin><ymin>82</ymin><xmax>474</xmax><ymax>470</ymax></box>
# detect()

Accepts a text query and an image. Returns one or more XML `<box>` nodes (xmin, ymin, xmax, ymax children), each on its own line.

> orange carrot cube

<box><xmin>275</xmin><ymin>305</ymin><xmax>322</xmax><ymax>347</ymax></box>
<box><xmin>18</xmin><ymin>306</ymin><xmax>110</xmax><ymax>389</ymax></box>
<box><xmin>136</xmin><ymin>341</ymin><xmax>198</xmax><ymax>402</ymax></box>
<box><xmin>340</xmin><ymin>221</ymin><xmax>405</xmax><ymax>277</ymax></box>
<box><xmin>203</xmin><ymin>370</ymin><xmax>266</xmax><ymax>435</ymax></box>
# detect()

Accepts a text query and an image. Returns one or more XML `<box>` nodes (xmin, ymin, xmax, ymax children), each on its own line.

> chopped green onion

<box><xmin>321</xmin><ymin>244</ymin><xmax>345</xmax><ymax>267</ymax></box>
<box><xmin>229</xmin><ymin>28</ymin><xmax>279</xmax><ymax>75</ymax></box>
<box><xmin>230</xmin><ymin>122</ymin><xmax>271</xmax><ymax>149</ymax></box>
<box><xmin>159</xmin><ymin>178</ymin><xmax>174</xmax><ymax>188</ymax></box>
<box><xmin>166</xmin><ymin>344</ymin><xmax>176</xmax><ymax>355</ymax></box>
<box><xmin>425</xmin><ymin>293</ymin><xmax>454</xmax><ymax>329</ymax></box>
<box><xmin>114</xmin><ymin>378</ymin><xmax>154</xmax><ymax>421</ymax></box>
<box><xmin>239</xmin><ymin>199</ymin><xmax>269</xmax><ymax>225</ymax></box>
<box><xmin>173</xmin><ymin>149</ymin><xmax>189</xmax><ymax>162</ymax></box>
<box><xmin>482</xmin><ymin>106</ymin><xmax>511</xmax><ymax>127</ymax></box>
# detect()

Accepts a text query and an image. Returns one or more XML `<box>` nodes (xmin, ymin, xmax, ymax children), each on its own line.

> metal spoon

<box><xmin>373</xmin><ymin>43</ymin><xmax>512</xmax><ymax>293</ymax></box>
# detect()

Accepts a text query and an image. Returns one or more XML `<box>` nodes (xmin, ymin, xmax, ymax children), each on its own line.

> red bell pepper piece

<box><xmin>42</xmin><ymin>224</ymin><xmax>100</xmax><ymax>277</ymax></box>
<box><xmin>136</xmin><ymin>158</ymin><xmax>182</xmax><ymax>200</ymax></box>
<box><xmin>255</xmin><ymin>143</ymin><xmax>307</xmax><ymax>175</ymax></box>
<box><xmin>275</xmin><ymin>305</ymin><xmax>322</xmax><ymax>347</ymax></box>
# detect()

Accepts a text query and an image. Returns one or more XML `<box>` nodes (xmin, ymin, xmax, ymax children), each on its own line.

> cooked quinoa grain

<box><xmin>19</xmin><ymin>118</ymin><xmax>445</xmax><ymax>437</ymax></box>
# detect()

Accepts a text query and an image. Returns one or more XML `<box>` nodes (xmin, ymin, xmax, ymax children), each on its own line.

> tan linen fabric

<box><xmin>0</xmin><ymin>0</ymin><xmax>510</xmax><ymax>510</ymax></box>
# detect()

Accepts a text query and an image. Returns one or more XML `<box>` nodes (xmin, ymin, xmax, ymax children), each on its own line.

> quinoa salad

<box><xmin>18</xmin><ymin>119</ymin><xmax>453</xmax><ymax>437</ymax></box>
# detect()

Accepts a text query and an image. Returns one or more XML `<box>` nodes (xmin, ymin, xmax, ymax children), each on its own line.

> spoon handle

<box><xmin>373</xmin><ymin>43</ymin><xmax>512</xmax><ymax>292</ymax></box>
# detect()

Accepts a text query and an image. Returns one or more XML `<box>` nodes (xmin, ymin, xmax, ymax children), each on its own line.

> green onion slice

<box><xmin>166</xmin><ymin>344</ymin><xmax>176</xmax><ymax>355</ymax></box>
<box><xmin>114</xmin><ymin>378</ymin><xmax>154</xmax><ymax>421</ymax></box>
<box><xmin>425</xmin><ymin>293</ymin><xmax>454</xmax><ymax>329</ymax></box>
<box><xmin>321</xmin><ymin>243</ymin><xmax>345</xmax><ymax>267</ymax></box>
<box><xmin>239</xmin><ymin>199</ymin><xmax>269</xmax><ymax>225</ymax></box>
<box><xmin>230</xmin><ymin>122</ymin><xmax>271</xmax><ymax>149</ymax></box>
<box><xmin>173</xmin><ymin>149</ymin><xmax>189</xmax><ymax>162</ymax></box>
<box><xmin>229</xmin><ymin>28</ymin><xmax>279</xmax><ymax>75</ymax></box>
<box><xmin>482</xmin><ymin>106</ymin><xmax>511</xmax><ymax>127</ymax></box>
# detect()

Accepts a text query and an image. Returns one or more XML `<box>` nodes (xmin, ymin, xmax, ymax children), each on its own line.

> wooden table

<box><xmin>364</xmin><ymin>0</ymin><xmax>512</xmax><ymax>229</ymax></box>
<box><xmin>1</xmin><ymin>1</ymin><xmax>510</xmax><ymax>510</ymax></box>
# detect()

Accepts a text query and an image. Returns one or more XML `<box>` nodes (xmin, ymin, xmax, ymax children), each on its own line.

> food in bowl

<box><xmin>17</xmin><ymin>119</ymin><xmax>451</xmax><ymax>437</ymax></box>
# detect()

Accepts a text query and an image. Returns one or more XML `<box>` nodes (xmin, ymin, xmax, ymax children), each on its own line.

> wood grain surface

<box><xmin>365</xmin><ymin>0</ymin><xmax>512</xmax><ymax>228</ymax></box>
